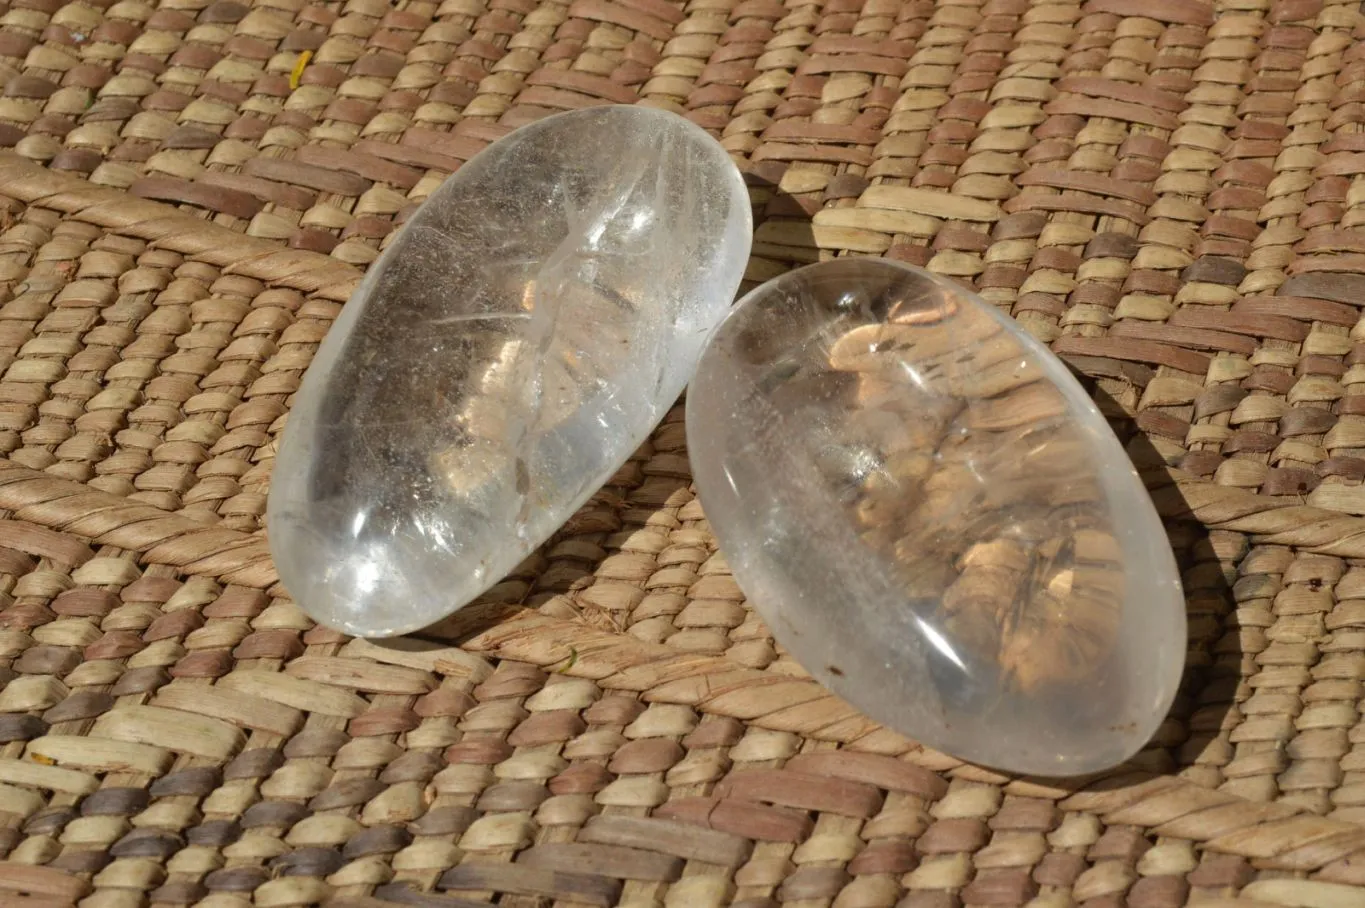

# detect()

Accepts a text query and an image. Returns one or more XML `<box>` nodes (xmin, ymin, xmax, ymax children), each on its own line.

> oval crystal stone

<box><xmin>268</xmin><ymin>105</ymin><xmax>753</xmax><ymax>638</ymax></box>
<box><xmin>686</xmin><ymin>259</ymin><xmax>1186</xmax><ymax>775</ymax></box>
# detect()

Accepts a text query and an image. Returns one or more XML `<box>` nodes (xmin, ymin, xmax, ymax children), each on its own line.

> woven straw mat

<box><xmin>4</xmin><ymin>0</ymin><xmax>1365</xmax><ymax>906</ymax></box>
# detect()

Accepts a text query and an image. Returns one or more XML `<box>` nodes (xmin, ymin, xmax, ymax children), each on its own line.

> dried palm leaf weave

<box><xmin>0</xmin><ymin>0</ymin><xmax>1363</xmax><ymax>905</ymax></box>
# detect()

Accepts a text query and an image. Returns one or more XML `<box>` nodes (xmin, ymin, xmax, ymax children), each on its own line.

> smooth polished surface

<box><xmin>268</xmin><ymin>105</ymin><xmax>753</xmax><ymax>638</ymax></box>
<box><xmin>687</xmin><ymin>259</ymin><xmax>1186</xmax><ymax>775</ymax></box>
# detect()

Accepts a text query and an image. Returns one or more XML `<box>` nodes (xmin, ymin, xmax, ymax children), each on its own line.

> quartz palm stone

<box><xmin>686</xmin><ymin>259</ymin><xmax>1186</xmax><ymax>775</ymax></box>
<box><xmin>267</xmin><ymin>105</ymin><xmax>753</xmax><ymax>638</ymax></box>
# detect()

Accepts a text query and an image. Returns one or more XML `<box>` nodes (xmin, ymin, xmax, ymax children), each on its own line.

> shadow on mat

<box><xmin>1052</xmin><ymin>381</ymin><xmax>1240</xmax><ymax>788</ymax></box>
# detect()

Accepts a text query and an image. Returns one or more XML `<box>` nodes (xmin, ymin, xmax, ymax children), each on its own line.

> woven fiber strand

<box><xmin>0</xmin><ymin>0</ymin><xmax>1364</xmax><ymax>904</ymax></box>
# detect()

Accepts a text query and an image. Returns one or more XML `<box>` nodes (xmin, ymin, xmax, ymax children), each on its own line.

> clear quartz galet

<box><xmin>267</xmin><ymin>105</ymin><xmax>753</xmax><ymax>638</ymax></box>
<box><xmin>686</xmin><ymin>259</ymin><xmax>1186</xmax><ymax>776</ymax></box>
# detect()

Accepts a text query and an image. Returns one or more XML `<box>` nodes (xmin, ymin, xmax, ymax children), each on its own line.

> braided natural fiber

<box><xmin>0</xmin><ymin>0</ymin><xmax>1364</xmax><ymax>904</ymax></box>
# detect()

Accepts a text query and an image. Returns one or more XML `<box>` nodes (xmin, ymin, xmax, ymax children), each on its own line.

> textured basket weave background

<box><xmin>0</xmin><ymin>0</ymin><xmax>1364</xmax><ymax>905</ymax></box>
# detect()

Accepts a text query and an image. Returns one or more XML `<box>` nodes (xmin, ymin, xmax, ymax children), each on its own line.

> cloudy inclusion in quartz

<box><xmin>267</xmin><ymin>106</ymin><xmax>752</xmax><ymax>638</ymax></box>
<box><xmin>687</xmin><ymin>259</ymin><xmax>1186</xmax><ymax>775</ymax></box>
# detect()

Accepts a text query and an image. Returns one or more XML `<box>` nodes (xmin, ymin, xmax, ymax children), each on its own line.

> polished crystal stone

<box><xmin>268</xmin><ymin>105</ymin><xmax>753</xmax><ymax>638</ymax></box>
<box><xmin>686</xmin><ymin>259</ymin><xmax>1186</xmax><ymax>775</ymax></box>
